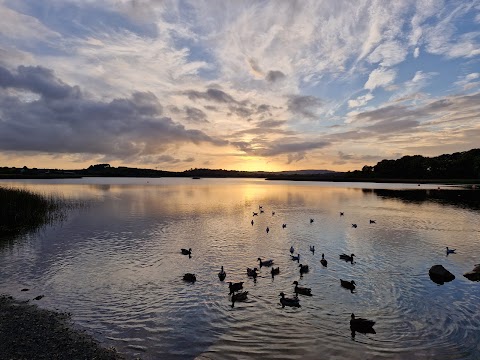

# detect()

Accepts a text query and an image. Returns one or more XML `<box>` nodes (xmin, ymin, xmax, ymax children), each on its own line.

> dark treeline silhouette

<box><xmin>357</xmin><ymin>149</ymin><xmax>480</xmax><ymax>179</ymax></box>
<box><xmin>1</xmin><ymin>148</ymin><xmax>479</xmax><ymax>181</ymax></box>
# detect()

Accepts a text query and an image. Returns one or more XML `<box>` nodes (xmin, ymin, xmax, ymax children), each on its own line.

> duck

<box><xmin>310</xmin><ymin>218</ymin><xmax>314</xmax><ymax>223</ymax></box>
<box><xmin>272</xmin><ymin>211</ymin><xmax>275</xmax><ymax>216</ymax></box>
<box><xmin>340</xmin><ymin>212</ymin><xmax>344</xmax><ymax>216</ymax></box>
<box><xmin>181</xmin><ymin>248</ymin><xmax>192</xmax><ymax>256</ymax></box>
<box><xmin>350</xmin><ymin>313</ymin><xmax>375</xmax><ymax>333</ymax></box>
<box><xmin>231</xmin><ymin>291</ymin><xmax>248</xmax><ymax>308</ymax></box>
<box><xmin>247</xmin><ymin>267</ymin><xmax>258</xmax><ymax>281</ymax></box>
<box><xmin>282</xmin><ymin>223</ymin><xmax>287</xmax><ymax>229</ymax></box>
<box><xmin>340</xmin><ymin>279</ymin><xmax>356</xmax><ymax>291</ymax></box>
<box><xmin>310</xmin><ymin>245</ymin><xmax>315</xmax><ymax>254</ymax></box>
<box><xmin>293</xmin><ymin>281</ymin><xmax>312</xmax><ymax>296</ymax></box>
<box><xmin>253</xmin><ymin>212</ymin><xmax>258</xmax><ymax>216</ymax></box>
<box><xmin>271</xmin><ymin>267</ymin><xmax>280</xmax><ymax>278</ymax></box>
<box><xmin>340</xmin><ymin>253</ymin><xmax>355</xmax><ymax>263</ymax></box>
<box><xmin>258</xmin><ymin>258</ymin><xmax>274</xmax><ymax>268</ymax></box>
<box><xmin>291</xmin><ymin>254</ymin><xmax>300</xmax><ymax>262</ymax></box>
<box><xmin>251</xmin><ymin>219</ymin><xmax>254</xmax><ymax>226</ymax></box>
<box><xmin>352</xmin><ymin>224</ymin><xmax>357</xmax><ymax>228</ymax></box>
<box><xmin>228</xmin><ymin>281</ymin><xmax>244</xmax><ymax>294</ymax></box>
<box><xmin>299</xmin><ymin>264</ymin><xmax>309</xmax><ymax>275</ymax></box>
<box><xmin>320</xmin><ymin>253</ymin><xmax>327</xmax><ymax>267</ymax></box>
<box><xmin>33</xmin><ymin>295</ymin><xmax>44</xmax><ymax>301</ymax></box>
<box><xmin>446</xmin><ymin>247</ymin><xmax>456</xmax><ymax>254</ymax></box>
<box><xmin>260</xmin><ymin>209</ymin><xmax>264</xmax><ymax>214</ymax></box>
<box><xmin>279</xmin><ymin>292</ymin><xmax>300</xmax><ymax>308</ymax></box>
<box><xmin>183</xmin><ymin>273</ymin><xmax>196</xmax><ymax>283</ymax></box>
<box><xmin>369</xmin><ymin>219</ymin><xmax>376</xmax><ymax>224</ymax></box>
<box><xmin>218</xmin><ymin>266</ymin><xmax>226</xmax><ymax>281</ymax></box>
<box><xmin>290</xmin><ymin>246</ymin><xmax>294</xmax><ymax>254</ymax></box>
<box><xmin>266</xmin><ymin>227</ymin><xmax>269</xmax><ymax>234</ymax></box>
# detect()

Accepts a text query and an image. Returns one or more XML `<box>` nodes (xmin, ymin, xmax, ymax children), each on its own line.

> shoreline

<box><xmin>0</xmin><ymin>294</ymin><xmax>125</xmax><ymax>360</ymax></box>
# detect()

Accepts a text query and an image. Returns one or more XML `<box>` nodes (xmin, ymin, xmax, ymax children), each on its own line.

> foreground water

<box><xmin>0</xmin><ymin>178</ymin><xmax>479</xmax><ymax>359</ymax></box>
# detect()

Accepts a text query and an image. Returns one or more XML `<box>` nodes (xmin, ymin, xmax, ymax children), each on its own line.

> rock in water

<box><xmin>463</xmin><ymin>264</ymin><xmax>480</xmax><ymax>282</ymax></box>
<box><xmin>429</xmin><ymin>265</ymin><xmax>455</xmax><ymax>285</ymax></box>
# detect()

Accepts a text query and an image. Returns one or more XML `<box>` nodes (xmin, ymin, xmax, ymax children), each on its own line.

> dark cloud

<box><xmin>266</xmin><ymin>70</ymin><xmax>286</xmax><ymax>83</ymax></box>
<box><xmin>185</xmin><ymin>88</ymin><xmax>237</xmax><ymax>104</ymax></box>
<box><xmin>258</xmin><ymin>140</ymin><xmax>330</xmax><ymax>157</ymax></box>
<box><xmin>248</xmin><ymin>58</ymin><xmax>263</xmax><ymax>75</ymax></box>
<box><xmin>363</xmin><ymin>119</ymin><xmax>419</xmax><ymax>134</ymax></box>
<box><xmin>287</xmin><ymin>95</ymin><xmax>323</xmax><ymax>119</ymax></box>
<box><xmin>333</xmin><ymin>151</ymin><xmax>388</xmax><ymax>165</ymax></box>
<box><xmin>0</xmin><ymin>65</ymin><xmax>227</xmax><ymax>158</ymax></box>
<box><xmin>256</xmin><ymin>119</ymin><xmax>287</xmax><ymax>128</ymax></box>
<box><xmin>184</xmin><ymin>106</ymin><xmax>208</xmax><ymax>123</ymax></box>
<box><xmin>256</xmin><ymin>104</ymin><xmax>271</xmax><ymax>113</ymax></box>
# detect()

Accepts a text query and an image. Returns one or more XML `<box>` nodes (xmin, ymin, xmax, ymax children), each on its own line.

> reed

<box><xmin>0</xmin><ymin>186</ymin><xmax>69</xmax><ymax>240</ymax></box>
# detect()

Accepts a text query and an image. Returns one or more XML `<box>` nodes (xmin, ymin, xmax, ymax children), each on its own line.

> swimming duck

<box><xmin>340</xmin><ymin>253</ymin><xmax>355</xmax><ymax>263</ymax></box>
<box><xmin>272</xmin><ymin>211</ymin><xmax>275</xmax><ymax>216</ymax></box>
<box><xmin>290</xmin><ymin>246</ymin><xmax>294</xmax><ymax>254</ymax></box>
<box><xmin>369</xmin><ymin>220</ymin><xmax>376</xmax><ymax>224</ymax></box>
<box><xmin>299</xmin><ymin>264</ymin><xmax>309</xmax><ymax>275</ymax></box>
<box><xmin>352</xmin><ymin>224</ymin><xmax>357</xmax><ymax>228</ymax></box>
<box><xmin>266</xmin><ymin>227</ymin><xmax>269</xmax><ymax>233</ymax></box>
<box><xmin>293</xmin><ymin>281</ymin><xmax>312</xmax><ymax>296</ymax></box>
<box><xmin>260</xmin><ymin>209</ymin><xmax>264</xmax><ymax>214</ymax></box>
<box><xmin>446</xmin><ymin>247</ymin><xmax>456</xmax><ymax>254</ymax></box>
<box><xmin>228</xmin><ymin>281</ymin><xmax>244</xmax><ymax>294</ymax></box>
<box><xmin>218</xmin><ymin>266</ymin><xmax>226</xmax><ymax>281</ymax></box>
<box><xmin>340</xmin><ymin>279</ymin><xmax>356</xmax><ymax>291</ymax></box>
<box><xmin>253</xmin><ymin>212</ymin><xmax>258</xmax><ymax>216</ymax></box>
<box><xmin>310</xmin><ymin>245</ymin><xmax>315</xmax><ymax>254</ymax></box>
<box><xmin>271</xmin><ymin>267</ymin><xmax>280</xmax><ymax>278</ymax></box>
<box><xmin>320</xmin><ymin>253</ymin><xmax>327</xmax><ymax>267</ymax></box>
<box><xmin>251</xmin><ymin>219</ymin><xmax>254</xmax><ymax>226</ymax></box>
<box><xmin>247</xmin><ymin>267</ymin><xmax>258</xmax><ymax>281</ymax></box>
<box><xmin>183</xmin><ymin>273</ymin><xmax>196</xmax><ymax>283</ymax></box>
<box><xmin>350</xmin><ymin>313</ymin><xmax>375</xmax><ymax>333</ymax></box>
<box><xmin>282</xmin><ymin>224</ymin><xmax>287</xmax><ymax>229</ymax></box>
<box><xmin>279</xmin><ymin>292</ymin><xmax>300</xmax><ymax>308</ymax></box>
<box><xmin>231</xmin><ymin>291</ymin><xmax>248</xmax><ymax>307</ymax></box>
<box><xmin>340</xmin><ymin>212</ymin><xmax>344</xmax><ymax>216</ymax></box>
<box><xmin>33</xmin><ymin>295</ymin><xmax>44</xmax><ymax>301</ymax></box>
<box><xmin>258</xmin><ymin>258</ymin><xmax>274</xmax><ymax>268</ymax></box>
<box><xmin>291</xmin><ymin>254</ymin><xmax>300</xmax><ymax>262</ymax></box>
<box><xmin>181</xmin><ymin>248</ymin><xmax>192</xmax><ymax>256</ymax></box>
<box><xmin>310</xmin><ymin>218</ymin><xmax>314</xmax><ymax>223</ymax></box>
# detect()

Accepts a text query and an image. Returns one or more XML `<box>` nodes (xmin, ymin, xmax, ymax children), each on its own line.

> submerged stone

<box><xmin>463</xmin><ymin>264</ymin><xmax>480</xmax><ymax>282</ymax></box>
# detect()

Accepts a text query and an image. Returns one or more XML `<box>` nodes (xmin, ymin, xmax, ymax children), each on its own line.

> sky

<box><xmin>0</xmin><ymin>0</ymin><xmax>479</xmax><ymax>172</ymax></box>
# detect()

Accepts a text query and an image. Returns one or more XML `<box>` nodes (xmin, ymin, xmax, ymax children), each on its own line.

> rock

<box><xmin>429</xmin><ymin>265</ymin><xmax>455</xmax><ymax>285</ymax></box>
<box><xmin>463</xmin><ymin>264</ymin><xmax>480</xmax><ymax>282</ymax></box>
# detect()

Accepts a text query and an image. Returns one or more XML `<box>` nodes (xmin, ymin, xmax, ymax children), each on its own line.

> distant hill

<box><xmin>277</xmin><ymin>169</ymin><xmax>336</xmax><ymax>175</ymax></box>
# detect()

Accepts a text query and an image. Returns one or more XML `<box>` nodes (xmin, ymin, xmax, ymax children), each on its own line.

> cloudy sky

<box><xmin>1</xmin><ymin>0</ymin><xmax>479</xmax><ymax>171</ymax></box>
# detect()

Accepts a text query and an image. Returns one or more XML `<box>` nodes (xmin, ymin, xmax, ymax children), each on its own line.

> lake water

<box><xmin>1</xmin><ymin>178</ymin><xmax>479</xmax><ymax>359</ymax></box>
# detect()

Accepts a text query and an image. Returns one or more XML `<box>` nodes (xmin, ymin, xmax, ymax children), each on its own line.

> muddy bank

<box><xmin>0</xmin><ymin>295</ymin><xmax>124</xmax><ymax>360</ymax></box>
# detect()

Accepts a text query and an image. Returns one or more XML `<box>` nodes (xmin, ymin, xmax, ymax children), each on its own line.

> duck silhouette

<box><xmin>279</xmin><ymin>292</ymin><xmax>300</xmax><ymax>308</ymax></box>
<box><xmin>293</xmin><ymin>281</ymin><xmax>312</xmax><ymax>296</ymax></box>
<box><xmin>320</xmin><ymin>253</ymin><xmax>327</xmax><ymax>267</ymax></box>
<box><xmin>340</xmin><ymin>279</ymin><xmax>356</xmax><ymax>292</ymax></box>
<box><xmin>340</xmin><ymin>253</ymin><xmax>355</xmax><ymax>263</ymax></box>
<box><xmin>231</xmin><ymin>291</ymin><xmax>248</xmax><ymax>308</ymax></box>
<box><xmin>218</xmin><ymin>266</ymin><xmax>226</xmax><ymax>281</ymax></box>
<box><xmin>350</xmin><ymin>313</ymin><xmax>376</xmax><ymax>336</ymax></box>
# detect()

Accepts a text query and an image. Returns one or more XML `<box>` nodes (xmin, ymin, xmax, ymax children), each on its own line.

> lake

<box><xmin>0</xmin><ymin>178</ymin><xmax>479</xmax><ymax>359</ymax></box>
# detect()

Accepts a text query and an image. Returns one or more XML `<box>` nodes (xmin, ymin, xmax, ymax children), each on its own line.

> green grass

<box><xmin>0</xmin><ymin>186</ymin><xmax>71</xmax><ymax>240</ymax></box>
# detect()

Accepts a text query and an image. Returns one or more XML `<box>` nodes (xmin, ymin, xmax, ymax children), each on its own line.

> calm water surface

<box><xmin>1</xmin><ymin>178</ymin><xmax>479</xmax><ymax>359</ymax></box>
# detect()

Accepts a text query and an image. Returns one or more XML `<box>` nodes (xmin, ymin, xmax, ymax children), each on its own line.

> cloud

<box><xmin>184</xmin><ymin>106</ymin><xmax>208</xmax><ymax>123</ymax></box>
<box><xmin>287</xmin><ymin>95</ymin><xmax>323</xmax><ymax>119</ymax></box>
<box><xmin>413</xmin><ymin>47</ymin><xmax>420</xmax><ymax>58</ymax></box>
<box><xmin>0</xmin><ymin>65</ymin><xmax>227</xmax><ymax>160</ymax></box>
<box><xmin>266</xmin><ymin>70</ymin><xmax>286</xmax><ymax>83</ymax></box>
<box><xmin>367</xmin><ymin>41</ymin><xmax>408</xmax><ymax>67</ymax></box>
<box><xmin>185</xmin><ymin>88</ymin><xmax>238</xmax><ymax>104</ymax></box>
<box><xmin>348</xmin><ymin>93</ymin><xmax>374</xmax><ymax>108</ymax></box>
<box><xmin>364</xmin><ymin>67</ymin><xmax>396</xmax><ymax>90</ymax></box>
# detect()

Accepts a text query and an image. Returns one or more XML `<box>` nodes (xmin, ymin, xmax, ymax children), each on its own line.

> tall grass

<box><xmin>0</xmin><ymin>186</ymin><xmax>70</xmax><ymax>240</ymax></box>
